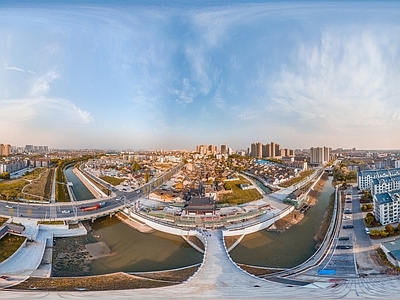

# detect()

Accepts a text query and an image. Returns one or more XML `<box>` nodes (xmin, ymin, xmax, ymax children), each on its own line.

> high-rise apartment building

<box><xmin>270</xmin><ymin>142</ymin><xmax>276</xmax><ymax>158</ymax></box>
<box><xmin>221</xmin><ymin>144</ymin><xmax>227</xmax><ymax>155</ymax></box>
<box><xmin>310</xmin><ymin>146</ymin><xmax>330</xmax><ymax>166</ymax></box>
<box><xmin>0</xmin><ymin>143</ymin><xmax>11</xmax><ymax>157</ymax></box>
<box><xmin>196</xmin><ymin>144</ymin><xmax>207</xmax><ymax>155</ymax></box>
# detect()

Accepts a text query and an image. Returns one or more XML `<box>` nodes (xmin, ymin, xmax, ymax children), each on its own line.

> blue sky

<box><xmin>1</xmin><ymin>1</ymin><xmax>400</xmax><ymax>151</ymax></box>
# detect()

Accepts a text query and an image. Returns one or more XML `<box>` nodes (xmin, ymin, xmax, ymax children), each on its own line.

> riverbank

<box><xmin>272</xmin><ymin>173</ymin><xmax>329</xmax><ymax>233</ymax></box>
<box><xmin>8</xmin><ymin>267</ymin><xmax>199</xmax><ymax>291</ymax></box>
<box><xmin>72</xmin><ymin>168</ymin><xmax>106</xmax><ymax>199</ymax></box>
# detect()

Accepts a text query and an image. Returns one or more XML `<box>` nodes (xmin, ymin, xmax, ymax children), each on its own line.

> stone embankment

<box><xmin>115</xmin><ymin>212</ymin><xmax>155</xmax><ymax>233</ymax></box>
<box><xmin>72</xmin><ymin>168</ymin><xmax>107</xmax><ymax>199</ymax></box>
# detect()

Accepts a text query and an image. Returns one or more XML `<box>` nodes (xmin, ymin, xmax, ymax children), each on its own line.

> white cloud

<box><xmin>5</xmin><ymin>65</ymin><xmax>36</xmax><ymax>75</ymax></box>
<box><xmin>269</xmin><ymin>27</ymin><xmax>400</xmax><ymax>136</ymax></box>
<box><xmin>173</xmin><ymin>78</ymin><xmax>196</xmax><ymax>104</ymax></box>
<box><xmin>29</xmin><ymin>71</ymin><xmax>59</xmax><ymax>96</ymax></box>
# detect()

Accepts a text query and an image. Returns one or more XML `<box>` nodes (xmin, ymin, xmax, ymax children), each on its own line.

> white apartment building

<box><xmin>374</xmin><ymin>190</ymin><xmax>400</xmax><ymax>225</ymax></box>
<box><xmin>371</xmin><ymin>175</ymin><xmax>400</xmax><ymax>196</ymax></box>
<box><xmin>358</xmin><ymin>168</ymin><xmax>400</xmax><ymax>190</ymax></box>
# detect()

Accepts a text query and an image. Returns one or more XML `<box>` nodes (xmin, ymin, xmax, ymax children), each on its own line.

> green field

<box><xmin>100</xmin><ymin>176</ymin><xmax>125</xmax><ymax>186</ymax></box>
<box><xmin>0</xmin><ymin>233</ymin><xmax>26</xmax><ymax>263</ymax></box>
<box><xmin>278</xmin><ymin>169</ymin><xmax>315</xmax><ymax>188</ymax></box>
<box><xmin>221</xmin><ymin>178</ymin><xmax>263</xmax><ymax>205</ymax></box>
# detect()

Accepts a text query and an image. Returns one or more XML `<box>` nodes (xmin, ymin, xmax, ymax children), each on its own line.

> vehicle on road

<box><xmin>338</xmin><ymin>236</ymin><xmax>350</xmax><ymax>240</ymax></box>
<box><xmin>61</xmin><ymin>210</ymin><xmax>71</xmax><ymax>214</ymax></box>
<box><xmin>342</xmin><ymin>225</ymin><xmax>354</xmax><ymax>229</ymax></box>
<box><xmin>5</xmin><ymin>205</ymin><xmax>13</xmax><ymax>209</ymax></box>
<box><xmin>337</xmin><ymin>245</ymin><xmax>353</xmax><ymax>249</ymax></box>
<box><xmin>80</xmin><ymin>204</ymin><xmax>101</xmax><ymax>212</ymax></box>
<box><xmin>365</xmin><ymin>228</ymin><xmax>370</xmax><ymax>234</ymax></box>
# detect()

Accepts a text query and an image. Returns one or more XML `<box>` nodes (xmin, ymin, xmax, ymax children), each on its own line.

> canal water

<box><xmin>59</xmin><ymin>165</ymin><xmax>203</xmax><ymax>275</ymax></box>
<box><xmin>64</xmin><ymin>165</ymin><xmax>95</xmax><ymax>201</ymax></box>
<box><xmin>229</xmin><ymin>178</ymin><xmax>334</xmax><ymax>268</ymax></box>
<box><xmin>88</xmin><ymin>217</ymin><xmax>203</xmax><ymax>275</ymax></box>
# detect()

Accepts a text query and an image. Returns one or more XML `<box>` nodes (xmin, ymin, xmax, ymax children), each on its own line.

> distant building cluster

<box><xmin>0</xmin><ymin>143</ymin><xmax>11</xmax><ymax>157</ymax></box>
<box><xmin>309</xmin><ymin>146</ymin><xmax>330</xmax><ymax>166</ymax></box>
<box><xmin>12</xmin><ymin>144</ymin><xmax>49</xmax><ymax>154</ymax></box>
<box><xmin>196</xmin><ymin>144</ymin><xmax>232</xmax><ymax>156</ymax></box>
<box><xmin>250</xmin><ymin>141</ymin><xmax>294</xmax><ymax>158</ymax></box>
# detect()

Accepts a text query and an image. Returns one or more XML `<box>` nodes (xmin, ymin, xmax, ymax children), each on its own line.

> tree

<box><xmin>132</xmin><ymin>162</ymin><xmax>141</xmax><ymax>172</ymax></box>
<box><xmin>365</xmin><ymin>215</ymin><xmax>375</xmax><ymax>226</ymax></box>
<box><xmin>144</xmin><ymin>172</ymin><xmax>151</xmax><ymax>183</ymax></box>
<box><xmin>0</xmin><ymin>172</ymin><xmax>10</xmax><ymax>179</ymax></box>
<box><xmin>386</xmin><ymin>224</ymin><xmax>395</xmax><ymax>235</ymax></box>
<box><xmin>361</xmin><ymin>204</ymin><xmax>367</xmax><ymax>211</ymax></box>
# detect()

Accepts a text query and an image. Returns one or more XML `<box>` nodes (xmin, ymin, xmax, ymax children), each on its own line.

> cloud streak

<box><xmin>269</xmin><ymin>27</ymin><xmax>400</xmax><ymax>138</ymax></box>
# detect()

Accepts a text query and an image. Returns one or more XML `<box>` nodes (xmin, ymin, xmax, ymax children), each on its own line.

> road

<box><xmin>0</xmin><ymin>189</ymin><xmax>144</xmax><ymax>221</ymax></box>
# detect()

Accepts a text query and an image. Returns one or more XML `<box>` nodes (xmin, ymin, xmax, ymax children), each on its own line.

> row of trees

<box><xmin>333</xmin><ymin>164</ymin><xmax>357</xmax><ymax>183</ymax></box>
<box><xmin>0</xmin><ymin>172</ymin><xmax>10</xmax><ymax>179</ymax></box>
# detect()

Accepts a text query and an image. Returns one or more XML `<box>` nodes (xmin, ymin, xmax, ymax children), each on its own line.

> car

<box><xmin>338</xmin><ymin>236</ymin><xmax>350</xmax><ymax>240</ymax></box>
<box><xmin>342</xmin><ymin>225</ymin><xmax>354</xmax><ymax>229</ymax></box>
<box><xmin>61</xmin><ymin>210</ymin><xmax>71</xmax><ymax>214</ymax></box>
<box><xmin>0</xmin><ymin>275</ymin><xmax>10</xmax><ymax>281</ymax></box>
<box><xmin>115</xmin><ymin>197</ymin><xmax>121</xmax><ymax>201</ymax></box>
<box><xmin>337</xmin><ymin>245</ymin><xmax>353</xmax><ymax>249</ymax></box>
<box><xmin>343</xmin><ymin>215</ymin><xmax>351</xmax><ymax>219</ymax></box>
<box><xmin>365</xmin><ymin>228</ymin><xmax>370</xmax><ymax>234</ymax></box>
<box><xmin>344</xmin><ymin>210</ymin><xmax>352</xmax><ymax>214</ymax></box>
<box><xmin>5</xmin><ymin>205</ymin><xmax>13</xmax><ymax>209</ymax></box>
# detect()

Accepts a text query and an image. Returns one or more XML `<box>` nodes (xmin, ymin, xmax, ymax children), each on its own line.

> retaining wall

<box><xmin>223</xmin><ymin>205</ymin><xmax>294</xmax><ymax>237</ymax></box>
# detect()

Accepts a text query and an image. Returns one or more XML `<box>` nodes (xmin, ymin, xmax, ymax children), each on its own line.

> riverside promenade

<box><xmin>4</xmin><ymin>227</ymin><xmax>400</xmax><ymax>298</ymax></box>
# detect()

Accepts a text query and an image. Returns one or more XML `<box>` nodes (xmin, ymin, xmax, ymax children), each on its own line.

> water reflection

<box><xmin>64</xmin><ymin>165</ymin><xmax>95</xmax><ymax>201</ymax></box>
<box><xmin>89</xmin><ymin>217</ymin><xmax>203</xmax><ymax>275</ymax></box>
<box><xmin>230</xmin><ymin>178</ymin><xmax>334</xmax><ymax>268</ymax></box>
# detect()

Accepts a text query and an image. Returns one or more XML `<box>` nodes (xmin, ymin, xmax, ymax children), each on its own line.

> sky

<box><xmin>1</xmin><ymin>1</ymin><xmax>400</xmax><ymax>151</ymax></box>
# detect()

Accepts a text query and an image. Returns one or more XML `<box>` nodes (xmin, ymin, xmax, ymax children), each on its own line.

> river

<box><xmin>229</xmin><ymin>178</ymin><xmax>334</xmax><ymax>268</ymax></box>
<box><xmin>60</xmin><ymin>166</ymin><xmax>334</xmax><ymax>273</ymax></box>
<box><xmin>64</xmin><ymin>165</ymin><xmax>95</xmax><ymax>201</ymax></box>
<box><xmin>58</xmin><ymin>165</ymin><xmax>203</xmax><ymax>275</ymax></box>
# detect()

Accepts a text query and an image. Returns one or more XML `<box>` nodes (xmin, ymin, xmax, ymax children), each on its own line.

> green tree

<box><xmin>0</xmin><ymin>172</ymin><xmax>10</xmax><ymax>179</ymax></box>
<box><xmin>386</xmin><ymin>224</ymin><xmax>395</xmax><ymax>235</ymax></box>
<box><xmin>365</xmin><ymin>215</ymin><xmax>375</xmax><ymax>226</ymax></box>
<box><xmin>380</xmin><ymin>230</ymin><xmax>389</xmax><ymax>237</ymax></box>
<box><xmin>361</xmin><ymin>204</ymin><xmax>367</xmax><ymax>211</ymax></box>
<box><xmin>144</xmin><ymin>172</ymin><xmax>151</xmax><ymax>183</ymax></box>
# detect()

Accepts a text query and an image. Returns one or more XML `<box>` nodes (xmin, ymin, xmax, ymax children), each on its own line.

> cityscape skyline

<box><xmin>1</xmin><ymin>1</ymin><xmax>400</xmax><ymax>151</ymax></box>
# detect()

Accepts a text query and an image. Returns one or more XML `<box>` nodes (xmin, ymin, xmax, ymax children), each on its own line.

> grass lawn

<box><xmin>278</xmin><ymin>169</ymin><xmax>315</xmax><ymax>188</ymax></box>
<box><xmin>100</xmin><ymin>176</ymin><xmax>125</xmax><ymax>186</ymax></box>
<box><xmin>22</xmin><ymin>168</ymin><xmax>53</xmax><ymax>201</ymax></box>
<box><xmin>0</xmin><ymin>217</ymin><xmax>8</xmax><ymax>227</ymax></box>
<box><xmin>37</xmin><ymin>220</ymin><xmax>65</xmax><ymax>225</ymax></box>
<box><xmin>221</xmin><ymin>178</ymin><xmax>263</xmax><ymax>205</ymax></box>
<box><xmin>0</xmin><ymin>233</ymin><xmax>26</xmax><ymax>263</ymax></box>
<box><xmin>0</xmin><ymin>179</ymin><xmax>29</xmax><ymax>201</ymax></box>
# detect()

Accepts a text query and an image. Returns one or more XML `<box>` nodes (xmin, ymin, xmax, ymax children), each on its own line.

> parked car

<box><xmin>5</xmin><ymin>205</ymin><xmax>13</xmax><ymax>209</ymax></box>
<box><xmin>337</xmin><ymin>245</ymin><xmax>353</xmax><ymax>249</ymax></box>
<box><xmin>338</xmin><ymin>236</ymin><xmax>350</xmax><ymax>240</ymax></box>
<box><xmin>343</xmin><ymin>225</ymin><xmax>354</xmax><ymax>229</ymax></box>
<box><xmin>365</xmin><ymin>228</ymin><xmax>370</xmax><ymax>234</ymax></box>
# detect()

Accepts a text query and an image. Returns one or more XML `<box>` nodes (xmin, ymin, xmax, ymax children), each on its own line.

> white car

<box><xmin>5</xmin><ymin>205</ymin><xmax>13</xmax><ymax>209</ymax></box>
<box><xmin>61</xmin><ymin>210</ymin><xmax>71</xmax><ymax>214</ymax></box>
